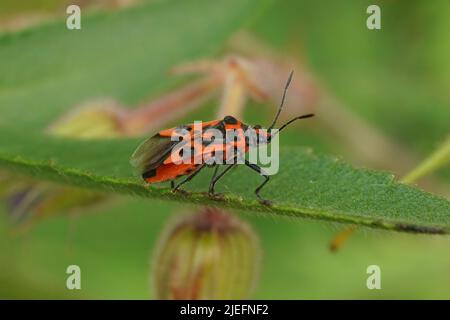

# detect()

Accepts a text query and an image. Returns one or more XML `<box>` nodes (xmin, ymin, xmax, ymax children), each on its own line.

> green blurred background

<box><xmin>0</xmin><ymin>0</ymin><xmax>449</xmax><ymax>299</ymax></box>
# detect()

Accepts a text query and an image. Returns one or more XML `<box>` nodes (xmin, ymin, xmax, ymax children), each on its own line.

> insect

<box><xmin>130</xmin><ymin>71</ymin><xmax>314</xmax><ymax>204</ymax></box>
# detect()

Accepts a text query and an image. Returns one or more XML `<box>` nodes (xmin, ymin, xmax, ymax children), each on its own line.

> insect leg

<box><xmin>244</xmin><ymin>160</ymin><xmax>271</xmax><ymax>204</ymax></box>
<box><xmin>209</xmin><ymin>164</ymin><xmax>236</xmax><ymax>195</ymax></box>
<box><xmin>208</xmin><ymin>165</ymin><xmax>220</xmax><ymax>192</ymax></box>
<box><xmin>172</xmin><ymin>164</ymin><xmax>206</xmax><ymax>192</ymax></box>
<box><xmin>170</xmin><ymin>180</ymin><xmax>175</xmax><ymax>189</ymax></box>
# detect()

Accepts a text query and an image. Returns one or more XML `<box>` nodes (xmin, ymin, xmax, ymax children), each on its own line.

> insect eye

<box><xmin>223</xmin><ymin>115</ymin><xmax>238</xmax><ymax>124</ymax></box>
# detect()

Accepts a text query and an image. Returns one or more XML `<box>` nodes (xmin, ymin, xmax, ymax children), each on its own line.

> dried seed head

<box><xmin>171</xmin><ymin>54</ymin><xmax>319</xmax><ymax>119</ymax></box>
<box><xmin>0</xmin><ymin>174</ymin><xmax>106</xmax><ymax>224</ymax></box>
<box><xmin>153</xmin><ymin>207</ymin><xmax>261</xmax><ymax>300</ymax></box>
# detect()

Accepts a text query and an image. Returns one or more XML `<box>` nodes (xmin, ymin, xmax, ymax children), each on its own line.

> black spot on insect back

<box><xmin>142</xmin><ymin>169</ymin><xmax>157</xmax><ymax>179</ymax></box>
<box><xmin>223</xmin><ymin>115</ymin><xmax>238</xmax><ymax>124</ymax></box>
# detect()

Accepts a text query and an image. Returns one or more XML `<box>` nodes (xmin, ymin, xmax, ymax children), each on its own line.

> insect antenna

<box><xmin>266</xmin><ymin>71</ymin><xmax>314</xmax><ymax>141</ymax></box>
<box><xmin>268</xmin><ymin>70</ymin><xmax>294</xmax><ymax>131</ymax></box>
<box><xmin>278</xmin><ymin>113</ymin><xmax>314</xmax><ymax>132</ymax></box>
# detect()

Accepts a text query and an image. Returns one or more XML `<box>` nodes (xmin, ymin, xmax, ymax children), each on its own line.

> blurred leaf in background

<box><xmin>0</xmin><ymin>0</ymin><xmax>136</xmax><ymax>31</ymax></box>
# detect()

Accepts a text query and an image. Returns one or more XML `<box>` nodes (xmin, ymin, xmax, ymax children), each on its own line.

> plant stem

<box><xmin>401</xmin><ymin>136</ymin><xmax>450</xmax><ymax>184</ymax></box>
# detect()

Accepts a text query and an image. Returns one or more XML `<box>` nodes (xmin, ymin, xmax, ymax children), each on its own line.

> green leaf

<box><xmin>1</xmin><ymin>128</ymin><xmax>450</xmax><ymax>234</ymax></box>
<box><xmin>0</xmin><ymin>0</ymin><xmax>449</xmax><ymax>234</ymax></box>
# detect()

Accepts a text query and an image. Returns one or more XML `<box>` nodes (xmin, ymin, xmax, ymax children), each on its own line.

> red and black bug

<box><xmin>130</xmin><ymin>71</ymin><xmax>314</xmax><ymax>204</ymax></box>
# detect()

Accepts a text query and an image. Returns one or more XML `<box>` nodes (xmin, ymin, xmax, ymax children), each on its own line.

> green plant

<box><xmin>0</xmin><ymin>0</ymin><xmax>449</xmax><ymax>299</ymax></box>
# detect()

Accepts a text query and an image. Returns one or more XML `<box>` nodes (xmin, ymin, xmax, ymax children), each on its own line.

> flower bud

<box><xmin>153</xmin><ymin>208</ymin><xmax>261</xmax><ymax>300</ymax></box>
<box><xmin>47</xmin><ymin>100</ymin><xmax>124</xmax><ymax>139</ymax></box>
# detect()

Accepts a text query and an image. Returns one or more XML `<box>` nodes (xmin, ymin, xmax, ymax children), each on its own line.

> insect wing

<box><xmin>130</xmin><ymin>134</ymin><xmax>178</xmax><ymax>174</ymax></box>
